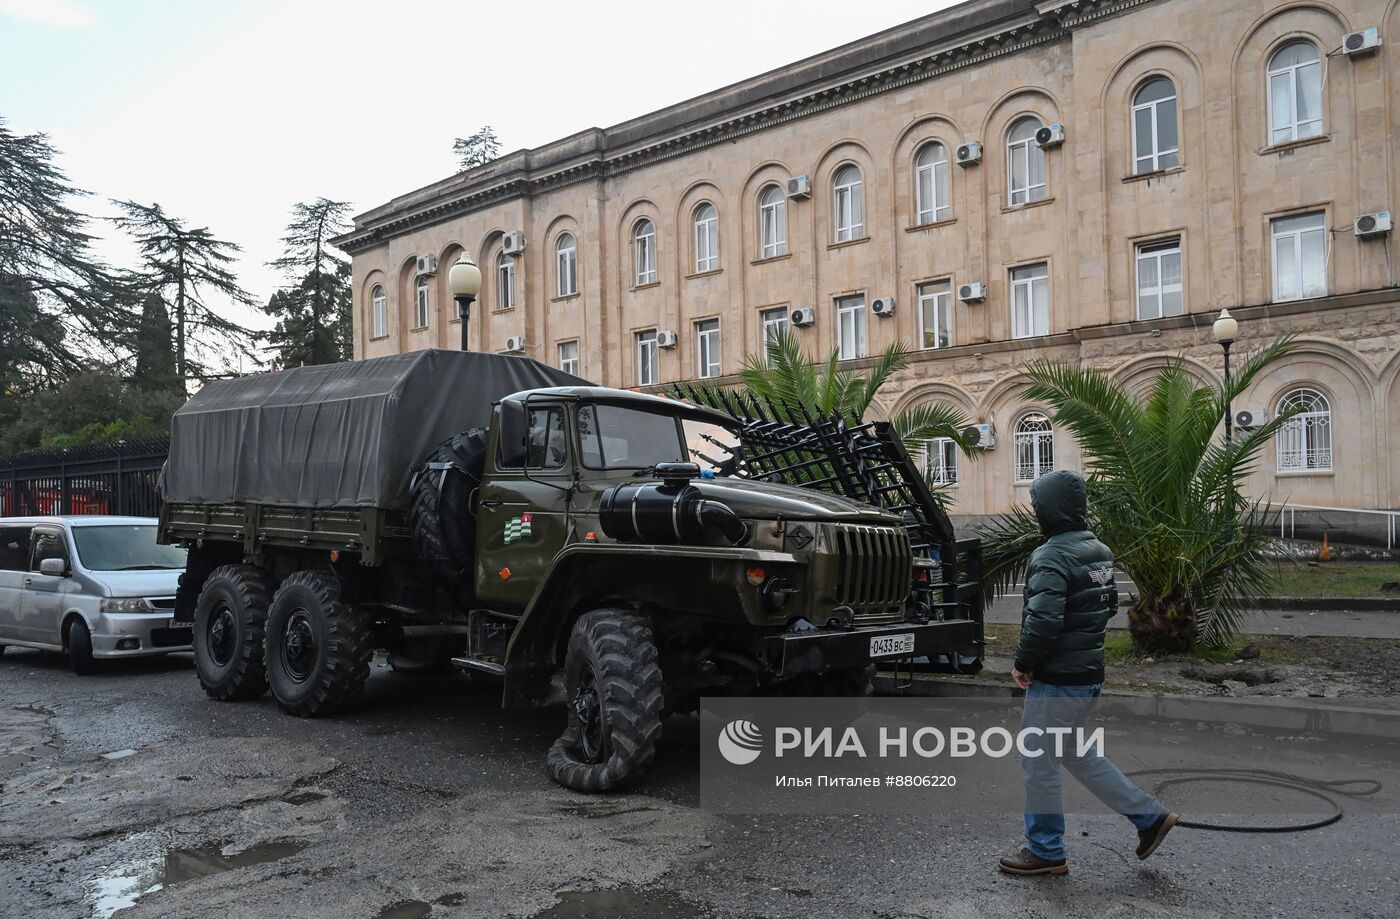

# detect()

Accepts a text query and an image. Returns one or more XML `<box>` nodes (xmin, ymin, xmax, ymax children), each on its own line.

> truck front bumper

<box><xmin>761</xmin><ymin>619</ymin><xmax>978</xmax><ymax>677</ymax></box>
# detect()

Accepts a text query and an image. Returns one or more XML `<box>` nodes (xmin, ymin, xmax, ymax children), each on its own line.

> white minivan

<box><xmin>0</xmin><ymin>516</ymin><xmax>190</xmax><ymax>674</ymax></box>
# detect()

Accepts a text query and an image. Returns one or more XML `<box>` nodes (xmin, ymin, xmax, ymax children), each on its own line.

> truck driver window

<box><xmin>577</xmin><ymin>405</ymin><xmax>687</xmax><ymax>470</ymax></box>
<box><xmin>502</xmin><ymin>407</ymin><xmax>567</xmax><ymax>469</ymax></box>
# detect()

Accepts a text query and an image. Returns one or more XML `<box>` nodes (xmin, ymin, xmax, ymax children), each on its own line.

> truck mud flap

<box><xmin>763</xmin><ymin>620</ymin><xmax>977</xmax><ymax>677</ymax></box>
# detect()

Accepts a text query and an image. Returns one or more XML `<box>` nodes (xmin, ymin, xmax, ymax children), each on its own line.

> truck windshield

<box><xmin>577</xmin><ymin>404</ymin><xmax>687</xmax><ymax>470</ymax></box>
<box><xmin>72</xmin><ymin>525</ymin><xmax>187</xmax><ymax>571</ymax></box>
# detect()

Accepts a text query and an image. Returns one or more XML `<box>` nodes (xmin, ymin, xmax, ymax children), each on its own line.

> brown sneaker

<box><xmin>1136</xmin><ymin>812</ymin><xmax>1179</xmax><ymax>860</ymax></box>
<box><xmin>998</xmin><ymin>847</ymin><xmax>1068</xmax><ymax>876</ymax></box>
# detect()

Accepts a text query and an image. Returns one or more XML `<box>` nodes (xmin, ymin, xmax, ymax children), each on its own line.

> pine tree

<box><xmin>111</xmin><ymin>200</ymin><xmax>258</xmax><ymax>382</ymax></box>
<box><xmin>0</xmin><ymin>119</ymin><xmax>124</xmax><ymax>381</ymax></box>
<box><xmin>133</xmin><ymin>291</ymin><xmax>179</xmax><ymax>392</ymax></box>
<box><xmin>453</xmin><ymin>126</ymin><xmax>501</xmax><ymax>172</ymax></box>
<box><xmin>264</xmin><ymin>198</ymin><xmax>351</xmax><ymax>366</ymax></box>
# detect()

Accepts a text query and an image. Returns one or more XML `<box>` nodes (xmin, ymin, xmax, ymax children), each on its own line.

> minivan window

<box><xmin>71</xmin><ymin>525</ymin><xmax>187</xmax><ymax>571</ymax></box>
<box><xmin>0</xmin><ymin>525</ymin><xmax>34</xmax><ymax>571</ymax></box>
<box><xmin>30</xmin><ymin>530</ymin><xmax>68</xmax><ymax>571</ymax></box>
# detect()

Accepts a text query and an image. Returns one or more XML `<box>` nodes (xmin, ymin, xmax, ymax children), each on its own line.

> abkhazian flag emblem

<box><xmin>504</xmin><ymin>513</ymin><xmax>534</xmax><ymax>545</ymax></box>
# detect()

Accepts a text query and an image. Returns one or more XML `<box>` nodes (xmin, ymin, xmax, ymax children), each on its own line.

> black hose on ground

<box><xmin>1126</xmin><ymin>768</ymin><xmax>1383</xmax><ymax>833</ymax></box>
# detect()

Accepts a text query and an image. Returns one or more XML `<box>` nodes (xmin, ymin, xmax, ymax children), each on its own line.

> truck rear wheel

<box><xmin>193</xmin><ymin>564</ymin><xmax>274</xmax><ymax>700</ymax></box>
<box><xmin>265</xmin><ymin>571</ymin><xmax>372</xmax><ymax>717</ymax></box>
<box><xmin>547</xmin><ymin>610</ymin><xmax>664</xmax><ymax>793</ymax></box>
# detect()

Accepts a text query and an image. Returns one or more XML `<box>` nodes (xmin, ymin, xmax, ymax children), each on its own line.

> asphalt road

<box><xmin>1</xmin><ymin>647</ymin><xmax>1397</xmax><ymax>919</ymax></box>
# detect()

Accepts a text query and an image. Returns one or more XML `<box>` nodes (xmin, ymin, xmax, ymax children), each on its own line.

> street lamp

<box><xmin>1212</xmin><ymin>309</ymin><xmax>1239</xmax><ymax>443</ymax></box>
<box><xmin>447</xmin><ymin>253</ymin><xmax>483</xmax><ymax>351</ymax></box>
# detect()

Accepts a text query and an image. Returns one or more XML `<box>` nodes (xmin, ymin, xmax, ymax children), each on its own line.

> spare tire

<box><xmin>410</xmin><ymin>428</ymin><xmax>488</xmax><ymax>607</ymax></box>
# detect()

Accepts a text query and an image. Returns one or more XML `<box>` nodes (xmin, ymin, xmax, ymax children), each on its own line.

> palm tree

<box><xmin>980</xmin><ymin>337</ymin><xmax>1298</xmax><ymax>653</ymax></box>
<box><xmin>679</xmin><ymin>328</ymin><xmax>977</xmax><ymax>500</ymax></box>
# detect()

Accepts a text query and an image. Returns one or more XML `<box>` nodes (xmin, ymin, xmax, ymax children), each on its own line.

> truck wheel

<box><xmin>547</xmin><ymin>610</ymin><xmax>664</xmax><ymax>793</ymax></box>
<box><xmin>265</xmin><ymin>571</ymin><xmax>372</xmax><ymax>717</ymax></box>
<box><xmin>194</xmin><ymin>564</ymin><xmax>274</xmax><ymax>700</ymax></box>
<box><xmin>68</xmin><ymin>619</ymin><xmax>98</xmax><ymax>675</ymax></box>
<box><xmin>409</xmin><ymin>430</ymin><xmax>487</xmax><ymax>608</ymax></box>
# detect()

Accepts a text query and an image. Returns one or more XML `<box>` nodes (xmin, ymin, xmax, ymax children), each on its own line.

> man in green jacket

<box><xmin>998</xmin><ymin>469</ymin><xmax>1178</xmax><ymax>876</ymax></box>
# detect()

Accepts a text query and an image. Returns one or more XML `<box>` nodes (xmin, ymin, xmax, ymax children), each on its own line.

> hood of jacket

<box><xmin>1029</xmin><ymin>469</ymin><xmax>1088</xmax><ymax>536</ymax></box>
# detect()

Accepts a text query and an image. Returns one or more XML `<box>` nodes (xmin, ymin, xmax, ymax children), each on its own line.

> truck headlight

<box><xmin>100</xmin><ymin>598</ymin><xmax>153</xmax><ymax>613</ymax></box>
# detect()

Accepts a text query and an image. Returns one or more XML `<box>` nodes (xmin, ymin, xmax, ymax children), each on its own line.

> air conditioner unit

<box><xmin>1035</xmin><ymin>123</ymin><xmax>1066</xmax><ymax>149</ymax></box>
<box><xmin>787</xmin><ymin>175</ymin><xmax>812</xmax><ymax>199</ymax></box>
<box><xmin>1354</xmin><ymin>211</ymin><xmax>1392</xmax><ymax>238</ymax></box>
<box><xmin>955</xmin><ymin>141</ymin><xmax>982</xmax><ymax>167</ymax></box>
<box><xmin>415</xmin><ymin>254</ymin><xmax>438</xmax><ymax>277</ymax></box>
<box><xmin>1342</xmin><ymin>27</ymin><xmax>1381</xmax><ymax>56</ymax></box>
<box><xmin>1234</xmin><ymin>408</ymin><xmax>1267</xmax><ymax>430</ymax></box>
<box><xmin>790</xmin><ymin>307</ymin><xmax>816</xmax><ymax>327</ymax></box>
<box><xmin>656</xmin><ymin>329</ymin><xmax>679</xmax><ymax>349</ymax></box>
<box><xmin>503</xmin><ymin>336</ymin><xmax>525</xmax><ymax>354</ymax></box>
<box><xmin>963</xmin><ymin>423</ymin><xmax>996</xmax><ymax>450</ymax></box>
<box><xmin>502</xmin><ymin>231</ymin><xmax>526</xmax><ymax>255</ymax></box>
<box><xmin>871</xmin><ymin>297</ymin><xmax>895</xmax><ymax>317</ymax></box>
<box><xmin>958</xmin><ymin>282</ymin><xmax>987</xmax><ymax>303</ymax></box>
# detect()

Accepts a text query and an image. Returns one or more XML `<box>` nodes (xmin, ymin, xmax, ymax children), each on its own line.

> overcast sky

<box><xmin>3</xmin><ymin>0</ymin><xmax>958</xmax><ymax>360</ymax></box>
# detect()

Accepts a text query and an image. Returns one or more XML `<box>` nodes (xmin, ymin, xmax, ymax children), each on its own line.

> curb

<box><xmin>872</xmin><ymin>674</ymin><xmax>1400</xmax><ymax>741</ymax></box>
<box><xmin>1242</xmin><ymin>596</ymin><xmax>1400</xmax><ymax>612</ymax></box>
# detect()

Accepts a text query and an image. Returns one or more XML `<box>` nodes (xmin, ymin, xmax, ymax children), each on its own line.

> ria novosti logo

<box><xmin>718</xmin><ymin>719</ymin><xmax>764</xmax><ymax>765</ymax></box>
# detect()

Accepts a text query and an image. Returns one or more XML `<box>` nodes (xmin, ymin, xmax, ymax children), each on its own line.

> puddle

<box><xmin>375</xmin><ymin>900</ymin><xmax>432</xmax><ymax>919</ymax></box>
<box><xmin>531</xmin><ymin>887</ymin><xmax>709</xmax><ymax>918</ymax></box>
<box><xmin>0</xmin><ymin>742</ymin><xmax>59</xmax><ymax>770</ymax></box>
<box><xmin>87</xmin><ymin>840</ymin><xmax>309</xmax><ymax>918</ymax></box>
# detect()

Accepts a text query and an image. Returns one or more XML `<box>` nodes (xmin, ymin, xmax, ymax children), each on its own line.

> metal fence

<box><xmin>0</xmin><ymin>437</ymin><xmax>169</xmax><ymax>519</ymax></box>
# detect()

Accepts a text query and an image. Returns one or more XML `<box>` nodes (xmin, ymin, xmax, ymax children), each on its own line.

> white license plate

<box><xmin>869</xmin><ymin>633</ymin><xmax>916</xmax><ymax>658</ymax></box>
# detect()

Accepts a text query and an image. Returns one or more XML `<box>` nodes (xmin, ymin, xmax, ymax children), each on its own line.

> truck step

<box><xmin>451</xmin><ymin>656</ymin><xmax>505</xmax><ymax>677</ymax></box>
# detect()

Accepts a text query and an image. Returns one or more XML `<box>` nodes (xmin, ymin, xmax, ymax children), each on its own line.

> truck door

<box><xmin>20</xmin><ymin>526</ymin><xmax>71</xmax><ymax>645</ymax></box>
<box><xmin>474</xmin><ymin>403</ymin><xmax>573</xmax><ymax>611</ymax></box>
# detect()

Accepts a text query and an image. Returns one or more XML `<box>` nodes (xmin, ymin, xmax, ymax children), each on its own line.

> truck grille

<box><xmin>832</xmin><ymin>524</ymin><xmax>912</xmax><ymax>619</ymax></box>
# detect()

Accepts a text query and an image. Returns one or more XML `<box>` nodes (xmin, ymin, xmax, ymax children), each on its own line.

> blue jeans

<box><xmin>1021</xmin><ymin>681</ymin><xmax>1165</xmax><ymax>861</ymax></box>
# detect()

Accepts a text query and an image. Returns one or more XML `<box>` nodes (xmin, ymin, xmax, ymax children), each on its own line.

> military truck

<box><xmin>160</xmin><ymin>349</ymin><xmax>983</xmax><ymax>791</ymax></box>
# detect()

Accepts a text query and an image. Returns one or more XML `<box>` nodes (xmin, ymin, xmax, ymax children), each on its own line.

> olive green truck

<box><xmin>160</xmin><ymin>349</ymin><xmax>983</xmax><ymax>791</ymax></box>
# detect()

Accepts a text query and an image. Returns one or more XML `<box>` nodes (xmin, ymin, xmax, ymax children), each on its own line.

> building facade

<box><xmin>333</xmin><ymin>0</ymin><xmax>1400</xmax><ymax>516</ymax></box>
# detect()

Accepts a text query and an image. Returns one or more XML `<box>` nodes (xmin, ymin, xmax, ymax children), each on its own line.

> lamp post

<box><xmin>1212</xmin><ymin>309</ymin><xmax>1239</xmax><ymax>443</ymax></box>
<box><xmin>447</xmin><ymin>253</ymin><xmax>483</xmax><ymax>351</ymax></box>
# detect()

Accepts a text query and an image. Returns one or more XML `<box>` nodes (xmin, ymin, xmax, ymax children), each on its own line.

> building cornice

<box><xmin>332</xmin><ymin>0</ymin><xmax>1164</xmax><ymax>254</ymax></box>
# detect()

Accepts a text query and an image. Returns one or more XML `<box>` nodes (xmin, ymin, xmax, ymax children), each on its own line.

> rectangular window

<box><xmin>917</xmin><ymin>280</ymin><xmax>952</xmax><ymax>350</ymax></box>
<box><xmin>1135</xmin><ymin>238</ymin><xmax>1183</xmax><ymax>319</ymax></box>
<box><xmin>557</xmin><ymin>340</ymin><xmax>579</xmax><ymax>376</ymax></box>
<box><xmin>923</xmin><ymin>437</ymin><xmax>958</xmax><ymax>485</ymax></box>
<box><xmin>414</xmin><ymin>281</ymin><xmax>429</xmax><ymax>328</ymax></box>
<box><xmin>760</xmin><ymin>307</ymin><xmax>789</xmax><ymax>359</ymax></box>
<box><xmin>1010</xmin><ymin>263</ymin><xmax>1050</xmax><ymax>339</ymax></box>
<box><xmin>635</xmin><ymin>329</ymin><xmax>658</xmax><ymax>386</ymax></box>
<box><xmin>836</xmin><ymin>295</ymin><xmax>867</xmax><ymax>360</ymax></box>
<box><xmin>1271</xmin><ymin>212</ymin><xmax>1327</xmax><ymax>302</ymax></box>
<box><xmin>696</xmin><ymin>318</ymin><xmax>721</xmax><ymax>379</ymax></box>
<box><xmin>500</xmin><ymin>407</ymin><xmax>567</xmax><ymax>469</ymax></box>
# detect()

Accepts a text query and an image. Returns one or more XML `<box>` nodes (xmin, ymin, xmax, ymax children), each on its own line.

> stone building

<box><xmin>332</xmin><ymin>0</ymin><xmax>1400</xmax><ymax>517</ymax></box>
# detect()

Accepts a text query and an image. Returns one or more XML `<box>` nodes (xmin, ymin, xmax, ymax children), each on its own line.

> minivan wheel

<box><xmin>264</xmin><ymin>571</ymin><xmax>372</xmax><ymax>718</ymax></box>
<box><xmin>193</xmin><ymin>564</ymin><xmax>274</xmax><ymax>700</ymax></box>
<box><xmin>547</xmin><ymin>610</ymin><xmax>663</xmax><ymax>793</ymax></box>
<box><xmin>68</xmin><ymin>619</ymin><xmax>97</xmax><ymax>675</ymax></box>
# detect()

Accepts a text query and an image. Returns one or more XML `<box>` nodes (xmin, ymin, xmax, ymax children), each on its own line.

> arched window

<box><xmin>832</xmin><ymin>164</ymin><xmax>864</xmax><ymax>242</ymax></box>
<box><xmin>496</xmin><ymin>250</ymin><xmax>515</xmax><ymax>310</ymax></box>
<box><xmin>633</xmin><ymin>218</ymin><xmax>656</xmax><ymax>285</ymax></box>
<box><xmin>758</xmin><ymin>184</ymin><xmax>786</xmax><ymax>258</ymax></box>
<box><xmin>555</xmin><ymin>233</ymin><xmax>577</xmax><ymax>297</ymax></box>
<box><xmin>1132</xmin><ymin>77</ymin><xmax>1178</xmax><ymax>174</ymax></box>
<box><xmin>1014</xmin><ymin>413</ymin><xmax>1054</xmax><ymax>482</ymax></box>
<box><xmin>370</xmin><ymin>284</ymin><xmax>387</xmax><ymax>339</ymax></box>
<box><xmin>1006</xmin><ymin>117</ymin><xmax>1046</xmax><ymax>206</ymax></box>
<box><xmin>915</xmin><ymin>142</ymin><xmax>950</xmax><ymax>224</ymax></box>
<box><xmin>1268</xmin><ymin>41</ymin><xmax>1322</xmax><ymax>146</ymax></box>
<box><xmin>693</xmin><ymin>203</ymin><xmax>718</xmax><ymax>273</ymax></box>
<box><xmin>1276</xmin><ymin>388</ymin><xmax>1332</xmax><ymax>471</ymax></box>
<box><xmin>414</xmin><ymin>276</ymin><xmax>430</xmax><ymax>328</ymax></box>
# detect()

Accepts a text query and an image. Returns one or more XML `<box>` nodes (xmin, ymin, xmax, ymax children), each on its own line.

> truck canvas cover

<box><xmin>162</xmin><ymin>349</ymin><xmax>587</xmax><ymax>510</ymax></box>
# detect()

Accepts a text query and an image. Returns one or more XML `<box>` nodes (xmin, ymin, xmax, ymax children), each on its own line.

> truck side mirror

<box><xmin>39</xmin><ymin>557</ymin><xmax>67</xmax><ymax>577</ymax></box>
<box><xmin>498</xmin><ymin>400</ymin><xmax>528</xmax><ymax>467</ymax></box>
